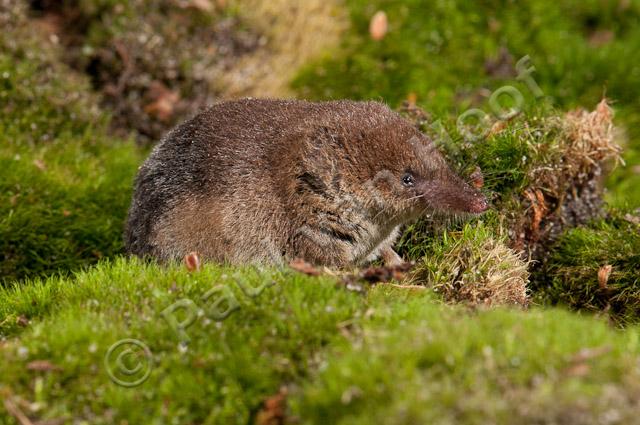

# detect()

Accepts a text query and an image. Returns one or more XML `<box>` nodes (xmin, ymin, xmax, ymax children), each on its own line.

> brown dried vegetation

<box><xmin>512</xmin><ymin>100</ymin><xmax>623</xmax><ymax>260</ymax></box>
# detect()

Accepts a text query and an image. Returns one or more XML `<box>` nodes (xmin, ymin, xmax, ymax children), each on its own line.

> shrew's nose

<box><xmin>470</xmin><ymin>196</ymin><xmax>488</xmax><ymax>213</ymax></box>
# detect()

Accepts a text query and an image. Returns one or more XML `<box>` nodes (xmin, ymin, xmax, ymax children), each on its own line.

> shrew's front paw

<box><xmin>380</xmin><ymin>246</ymin><xmax>404</xmax><ymax>267</ymax></box>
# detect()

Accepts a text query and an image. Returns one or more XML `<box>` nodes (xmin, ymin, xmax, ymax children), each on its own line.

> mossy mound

<box><xmin>534</xmin><ymin>210</ymin><xmax>640</xmax><ymax>325</ymax></box>
<box><xmin>400</xmin><ymin>100</ymin><xmax>620</xmax><ymax>258</ymax></box>
<box><xmin>507</xmin><ymin>101</ymin><xmax>622</xmax><ymax>260</ymax></box>
<box><xmin>409</xmin><ymin>223</ymin><xmax>529</xmax><ymax>307</ymax></box>
<box><xmin>396</xmin><ymin>101</ymin><xmax>633</xmax><ymax>316</ymax></box>
<box><xmin>3</xmin><ymin>259</ymin><xmax>640</xmax><ymax>423</ymax></box>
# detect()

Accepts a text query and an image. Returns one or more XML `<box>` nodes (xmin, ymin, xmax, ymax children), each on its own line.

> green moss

<box><xmin>0</xmin><ymin>258</ymin><xmax>364</xmax><ymax>423</ymax></box>
<box><xmin>2</xmin><ymin>1</ymin><xmax>640</xmax><ymax>422</ymax></box>
<box><xmin>292</xmin><ymin>289</ymin><xmax>640</xmax><ymax>424</ymax></box>
<box><xmin>606</xmin><ymin>111</ymin><xmax>640</xmax><ymax>208</ymax></box>
<box><xmin>0</xmin><ymin>2</ymin><xmax>144</xmax><ymax>283</ymax></box>
<box><xmin>451</xmin><ymin>108</ymin><xmax>564</xmax><ymax>196</ymax></box>
<box><xmin>534</xmin><ymin>210</ymin><xmax>640</xmax><ymax>324</ymax></box>
<box><xmin>295</xmin><ymin>0</ymin><xmax>640</xmax><ymax>109</ymax></box>
<box><xmin>2</xmin><ymin>259</ymin><xmax>640</xmax><ymax>423</ymax></box>
<box><xmin>0</xmin><ymin>137</ymin><xmax>142</xmax><ymax>283</ymax></box>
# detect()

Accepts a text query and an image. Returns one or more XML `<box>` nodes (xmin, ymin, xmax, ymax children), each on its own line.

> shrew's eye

<box><xmin>401</xmin><ymin>173</ymin><xmax>415</xmax><ymax>187</ymax></box>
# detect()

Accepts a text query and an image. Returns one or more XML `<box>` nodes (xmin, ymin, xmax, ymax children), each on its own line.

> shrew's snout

<box><xmin>468</xmin><ymin>195</ymin><xmax>488</xmax><ymax>214</ymax></box>
<box><xmin>417</xmin><ymin>173</ymin><xmax>489</xmax><ymax>215</ymax></box>
<box><xmin>448</xmin><ymin>183</ymin><xmax>488</xmax><ymax>214</ymax></box>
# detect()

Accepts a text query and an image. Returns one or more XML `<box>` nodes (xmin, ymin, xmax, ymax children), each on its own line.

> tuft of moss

<box><xmin>533</xmin><ymin>209</ymin><xmax>640</xmax><ymax>324</ymax></box>
<box><xmin>408</xmin><ymin>223</ymin><xmax>529</xmax><ymax>307</ymax></box>
<box><xmin>506</xmin><ymin>100</ymin><xmax>622</xmax><ymax>260</ymax></box>
<box><xmin>395</xmin><ymin>101</ymin><xmax>631</xmax><ymax>314</ymax></box>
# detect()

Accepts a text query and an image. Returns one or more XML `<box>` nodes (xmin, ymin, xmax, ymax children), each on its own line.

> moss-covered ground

<box><xmin>2</xmin><ymin>0</ymin><xmax>640</xmax><ymax>423</ymax></box>
<box><xmin>3</xmin><ymin>260</ymin><xmax>640</xmax><ymax>424</ymax></box>
<box><xmin>0</xmin><ymin>1</ymin><xmax>144</xmax><ymax>283</ymax></box>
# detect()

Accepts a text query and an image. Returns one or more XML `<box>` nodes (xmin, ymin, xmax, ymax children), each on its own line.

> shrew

<box><xmin>125</xmin><ymin>99</ymin><xmax>487</xmax><ymax>267</ymax></box>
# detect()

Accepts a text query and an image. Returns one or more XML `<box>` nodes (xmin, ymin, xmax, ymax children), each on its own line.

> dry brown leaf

<box><xmin>16</xmin><ymin>315</ymin><xmax>29</xmax><ymax>327</ymax></box>
<box><xmin>389</xmin><ymin>283</ymin><xmax>426</xmax><ymax>290</ymax></box>
<box><xmin>369</xmin><ymin>11</ymin><xmax>388</xmax><ymax>41</ymax></box>
<box><xmin>488</xmin><ymin>119</ymin><xmax>507</xmax><ymax>137</ymax></box>
<box><xmin>289</xmin><ymin>258</ymin><xmax>322</xmax><ymax>276</ymax></box>
<box><xmin>488</xmin><ymin>17</ymin><xmax>501</xmax><ymax>33</ymax></box>
<box><xmin>624</xmin><ymin>213</ymin><xmax>640</xmax><ymax>225</ymax></box>
<box><xmin>572</xmin><ymin>346</ymin><xmax>612</xmax><ymax>362</ymax></box>
<box><xmin>588</xmin><ymin>30</ymin><xmax>614</xmax><ymax>47</ymax></box>
<box><xmin>3</xmin><ymin>398</ymin><xmax>34</xmax><ymax>425</ymax></box>
<box><xmin>184</xmin><ymin>252</ymin><xmax>201</xmax><ymax>272</ymax></box>
<box><xmin>406</xmin><ymin>92</ymin><xmax>417</xmax><ymax>106</ymax></box>
<box><xmin>26</xmin><ymin>360</ymin><xmax>61</xmax><ymax>372</ymax></box>
<box><xmin>565</xmin><ymin>362</ymin><xmax>591</xmax><ymax>377</ymax></box>
<box><xmin>255</xmin><ymin>387</ymin><xmax>287</xmax><ymax>425</ymax></box>
<box><xmin>470</xmin><ymin>167</ymin><xmax>484</xmax><ymax>189</ymax></box>
<box><xmin>360</xmin><ymin>262</ymin><xmax>414</xmax><ymax>283</ymax></box>
<box><xmin>33</xmin><ymin>159</ymin><xmax>46</xmax><ymax>171</ymax></box>
<box><xmin>563</xmin><ymin>347</ymin><xmax>611</xmax><ymax>377</ymax></box>
<box><xmin>525</xmin><ymin>189</ymin><xmax>547</xmax><ymax>239</ymax></box>
<box><xmin>144</xmin><ymin>82</ymin><xmax>180</xmax><ymax>122</ymax></box>
<box><xmin>598</xmin><ymin>265</ymin><xmax>613</xmax><ymax>289</ymax></box>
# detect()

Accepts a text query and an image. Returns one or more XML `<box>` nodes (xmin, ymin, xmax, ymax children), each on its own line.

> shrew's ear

<box><xmin>296</xmin><ymin>126</ymin><xmax>343</xmax><ymax>195</ymax></box>
<box><xmin>295</xmin><ymin>170</ymin><xmax>330</xmax><ymax>197</ymax></box>
<box><xmin>305</xmin><ymin>126</ymin><xmax>343</xmax><ymax>169</ymax></box>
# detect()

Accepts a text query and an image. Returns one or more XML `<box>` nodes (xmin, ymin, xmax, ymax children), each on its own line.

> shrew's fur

<box><xmin>125</xmin><ymin>99</ymin><xmax>487</xmax><ymax>267</ymax></box>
